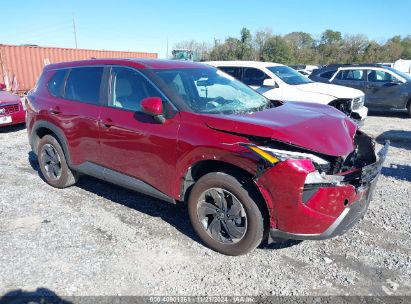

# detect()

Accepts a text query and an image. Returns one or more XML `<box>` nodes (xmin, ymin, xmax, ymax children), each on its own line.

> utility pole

<box><xmin>72</xmin><ymin>15</ymin><xmax>78</xmax><ymax>48</ymax></box>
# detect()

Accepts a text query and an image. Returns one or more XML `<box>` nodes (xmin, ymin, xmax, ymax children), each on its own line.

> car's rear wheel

<box><xmin>38</xmin><ymin>134</ymin><xmax>78</xmax><ymax>188</ymax></box>
<box><xmin>188</xmin><ymin>172</ymin><xmax>266</xmax><ymax>256</ymax></box>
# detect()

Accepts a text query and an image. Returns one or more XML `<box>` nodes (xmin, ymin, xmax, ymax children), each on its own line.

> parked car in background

<box><xmin>377</xmin><ymin>62</ymin><xmax>394</xmax><ymax>68</ymax></box>
<box><xmin>0</xmin><ymin>84</ymin><xmax>26</xmax><ymax>126</ymax></box>
<box><xmin>289</xmin><ymin>65</ymin><xmax>319</xmax><ymax>74</ymax></box>
<box><xmin>27</xmin><ymin>59</ymin><xmax>388</xmax><ymax>255</ymax></box>
<box><xmin>296</xmin><ymin>69</ymin><xmax>311</xmax><ymax>77</ymax></box>
<box><xmin>310</xmin><ymin>64</ymin><xmax>411</xmax><ymax>117</ymax></box>
<box><xmin>206</xmin><ymin>61</ymin><xmax>368</xmax><ymax>123</ymax></box>
<box><xmin>393</xmin><ymin>59</ymin><xmax>411</xmax><ymax>76</ymax></box>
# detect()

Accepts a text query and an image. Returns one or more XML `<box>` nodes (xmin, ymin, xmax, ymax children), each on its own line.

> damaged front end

<box><xmin>329</xmin><ymin>97</ymin><xmax>367</xmax><ymax>126</ymax></box>
<box><xmin>243</xmin><ymin>132</ymin><xmax>390</xmax><ymax>241</ymax></box>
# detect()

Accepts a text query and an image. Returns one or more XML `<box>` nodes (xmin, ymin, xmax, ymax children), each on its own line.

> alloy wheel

<box><xmin>41</xmin><ymin>143</ymin><xmax>62</xmax><ymax>180</ymax></box>
<box><xmin>197</xmin><ymin>188</ymin><xmax>247</xmax><ymax>244</ymax></box>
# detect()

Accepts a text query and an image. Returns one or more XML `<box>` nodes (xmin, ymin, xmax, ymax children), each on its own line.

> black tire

<box><xmin>37</xmin><ymin>134</ymin><xmax>78</xmax><ymax>188</ymax></box>
<box><xmin>407</xmin><ymin>100</ymin><xmax>411</xmax><ymax>117</ymax></box>
<box><xmin>188</xmin><ymin>172</ymin><xmax>266</xmax><ymax>256</ymax></box>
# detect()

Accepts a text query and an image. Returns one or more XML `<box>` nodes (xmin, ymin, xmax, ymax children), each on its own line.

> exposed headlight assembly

<box><xmin>245</xmin><ymin>145</ymin><xmax>329</xmax><ymax>166</ymax></box>
<box><xmin>244</xmin><ymin>144</ymin><xmax>344</xmax><ymax>186</ymax></box>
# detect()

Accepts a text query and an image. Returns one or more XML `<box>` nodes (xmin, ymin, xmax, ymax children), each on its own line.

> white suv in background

<box><xmin>206</xmin><ymin>61</ymin><xmax>368</xmax><ymax>122</ymax></box>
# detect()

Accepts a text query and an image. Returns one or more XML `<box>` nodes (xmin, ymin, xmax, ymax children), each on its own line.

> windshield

<box><xmin>153</xmin><ymin>68</ymin><xmax>270</xmax><ymax>114</ymax></box>
<box><xmin>386</xmin><ymin>67</ymin><xmax>411</xmax><ymax>82</ymax></box>
<box><xmin>267</xmin><ymin>66</ymin><xmax>313</xmax><ymax>85</ymax></box>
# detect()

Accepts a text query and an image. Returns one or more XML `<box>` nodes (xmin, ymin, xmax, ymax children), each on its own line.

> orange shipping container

<box><xmin>0</xmin><ymin>44</ymin><xmax>158</xmax><ymax>93</ymax></box>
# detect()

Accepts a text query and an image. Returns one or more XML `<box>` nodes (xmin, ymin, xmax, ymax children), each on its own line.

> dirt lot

<box><xmin>0</xmin><ymin>111</ymin><xmax>410</xmax><ymax>298</ymax></box>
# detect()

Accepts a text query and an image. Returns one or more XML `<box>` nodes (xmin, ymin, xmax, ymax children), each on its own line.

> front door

<box><xmin>99</xmin><ymin>66</ymin><xmax>180</xmax><ymax>196</ymax></box>
<box><xmin>242</xmin><ymin>67</ymin><xmax>281</xmax><ymax>100</ymax></box>
<box><xmin>364</xmin><ymin>69</ymin><xmax>405</xmax><ymax>108</ymax></box>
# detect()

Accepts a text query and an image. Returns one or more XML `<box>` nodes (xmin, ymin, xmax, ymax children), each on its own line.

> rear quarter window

<box><xmin>320</xmin><ymin>70</ymin><xmax>337</xmax><ymax>79</ymax></box>
<box><xmin>47</xmin><ymin>69</ymin><xmax>68</xmax><ymax>97</ymax></box>
<box><xmin>64</xmin><ymin>67</ymin><xmax>104</xmax><ymax>104</ymax></box>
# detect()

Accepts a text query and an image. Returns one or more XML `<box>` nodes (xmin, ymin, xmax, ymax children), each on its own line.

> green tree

<box><xmin>341</xmin><ymin>34</ymin><xmax>369</xmax><ymax>63</ymax></box>
<box><xmin>318</xmin><ymin>30</ymin><xmax>343</xmax><ymax>63</ymax></box>
<box><xmin>176</xmin><ymin>28</ymin><xmax>411</xmax><ymax>65</ymax></box>
<box><xmin>401</xmin><ymin>36</ymin><xmax>411</xmax><ymax>59</ymax></box>
<box><xmin>260</xmin><ymin>36</ymin><xmax>293</xmax><ymax>64</ymax></box>
<box><xmin>321</xmin><ymin>29</ymin><xmax>342</xmax><ymax>45</ymax></box>
<box><xmin>383</xmin><ymin>36</ymin><xmax>404</xmax><ymax>61</ymax></box>
<box><xmin>253</xmin><ymin>29</ymin><xmax>273</xmax><ymax>60</ymax></box>
<box><xmin>284</xmin><ymin>32</ymin><xmax>317</xmax><ymax>63</ymax></box>
<box><xmin>363</xmin><ymin>41</ymin><xmax>385</xmax><ymax>63</ymax></box>
<box><xmin>209</xmin><ymin>37</ymin><xmax>241</xmax><ymax>60</ymax></box>
<box><xmin>284</xmin><ymin>32</ymin><xmax>314</xmax><ymax>49</ymax></box>
<box><xmin>239</xmin><ymin>27</ymin><xmax>253</xmax><ymax>60</ymax></box>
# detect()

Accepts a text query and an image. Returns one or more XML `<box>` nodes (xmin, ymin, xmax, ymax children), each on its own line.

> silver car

<box><xmin>310</xmin><ymin>64</ymin><xmax>411</xmax><ymax>117</ymax></box>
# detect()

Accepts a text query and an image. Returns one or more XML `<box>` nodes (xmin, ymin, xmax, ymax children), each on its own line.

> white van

<box><xmin>206</xmin><ymin>61</ymin><xmax>368</xmax><ymax>122</ymax></box>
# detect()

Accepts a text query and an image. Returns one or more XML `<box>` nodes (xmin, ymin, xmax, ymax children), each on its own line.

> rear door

<box><xmin>98</xmin><ymin>66</ymin><xmax>180</xmax><ymax>196</ymax></box>
<box><xmin>332</xmin><ymin>69</ymin><xmax>367</xmax><ymax>92</ymax></box>
<box><xmin>45</xmin><ymin>66</ymin><xmax>104</xmax><ymax>166</ymax></box>
<box><xmin>218</xmin><ymin>66</ymin><xmax>243</xmax><ymax>81</ymax></box>
<box><xmin>364</xmin><ymin>69</ymin><xmax>405</xmax><ymax>108</ymax></box>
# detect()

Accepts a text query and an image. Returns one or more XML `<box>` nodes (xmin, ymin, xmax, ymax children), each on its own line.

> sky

<box><xmin>1</xmin><ymin>0</ymin><xmax>410</xmax><ymax>58</ymax></box>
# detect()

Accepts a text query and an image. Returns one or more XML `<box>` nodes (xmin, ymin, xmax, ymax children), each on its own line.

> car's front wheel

<box><xmin>188</xmin><ymin>172</ymin><xmax>266</xmax><ymax>256</ymax></box>
<box><xmin>38</xmin><ymin>134</ymin><xmax>78</xmax><ymax>188</ymax></box>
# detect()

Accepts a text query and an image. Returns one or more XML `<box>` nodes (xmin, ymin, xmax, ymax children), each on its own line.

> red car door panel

<box><xmin>99</xmin><ymin>108</ymin><xmax>180</xmax><ymax>196</ymax></box>
<box><xmin>99</xmin><ymin>66</ymin><xmax>179</xmax><ymax>196</ymax></box>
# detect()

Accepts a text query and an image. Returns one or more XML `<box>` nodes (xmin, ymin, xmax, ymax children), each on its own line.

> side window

<box><xmin>337</xmin><ymin>69</ymin><xmax>364</xmax><ymax>81</ymax></box>
<box><xmin>243</xmin><ymin>68</ymin><xmax>270</xmax><ymax>86</ymax></box>
<box><xmin>111</xmin><ymin>67</ymin><xmax>163</xmax><ymax>112</ymax></box>
<box><xmin>219</xmin><ymin>67</ymin><xmax>242</xmax><ymax>80</ymax></box>
<box><xmin>367</xmin><ymin>70</ymin><xmax>394</xmax><ymax>82</ymax></box>
<box><xmin>320</xmin><ymin>70</ymin><xmax>336</xmax><ymax>79</ymax></box>
<box><xmin>48</xmin><ymin>69</ymin><xmax>67</xmax><ymax>97</ymax></box>
<box><xmin>64</xmin><ymin>67</ymin><xmax>104</xmax><ymax>104</ymax></box>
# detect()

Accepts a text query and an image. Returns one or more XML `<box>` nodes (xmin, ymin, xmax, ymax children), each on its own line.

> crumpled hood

<box><xmin>295</xmin><ymin>82</ymin><xmax>364</xmax><ymax>99</ymax></box>
<box><xmin>0</xmin><ymin>91</ymin><xmax>21</xmax><ymax>105</ymax></box>
<box><xmin>203</xmin><ymin>102</ymin><xmax>358</xmax><ymax>157</ymax></box>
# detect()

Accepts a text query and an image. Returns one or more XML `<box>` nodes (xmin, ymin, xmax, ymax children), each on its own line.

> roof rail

<box><xmin>322</xmin><ymin>63</ymin><xmax>387</xmax><ymax>68</ymax></box>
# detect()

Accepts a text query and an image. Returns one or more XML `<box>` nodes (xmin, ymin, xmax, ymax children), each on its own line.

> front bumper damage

<box><xmin>254</xmin><ymin>141</ymin><xmax>390</xmax><ymax>242</ymax></box>
<box><xmin>351</xmin><ymin>106</ymin><xmax>368</xmax><ymax>127</ymax></box>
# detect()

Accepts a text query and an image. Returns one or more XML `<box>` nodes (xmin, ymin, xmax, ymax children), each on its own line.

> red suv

<box><xmin>0</xmin><ymin>84</ymin><xmax>26</xmax><ymax>126</ymax></box>
<box><xmin>26</xmin><ymin>59</ymin><xmax>389</xmax><ymax>255</ymax></box>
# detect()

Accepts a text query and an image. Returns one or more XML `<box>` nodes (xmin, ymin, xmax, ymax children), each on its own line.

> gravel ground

<box><xmin>0</xmin><ymin>111</ymin><xmax>410</xmax><ymax>298</ymax></box>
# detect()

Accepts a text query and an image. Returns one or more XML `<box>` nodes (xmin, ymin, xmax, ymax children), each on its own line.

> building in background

<box><xmin>0</xmin><ymin>44</ymin><xmax>158</xmax><ymax>94</ymax></box>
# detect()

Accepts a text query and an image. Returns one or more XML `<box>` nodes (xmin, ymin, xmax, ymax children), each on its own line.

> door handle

<box><xmin>48</xmin><ymin>107</ymin><xmax>61</xmax><ymax>115</ymax></box>
<box><xmin>100</xmin><ymin>118</ymin><xmax>114</xmax><ymax>128</ymax></box>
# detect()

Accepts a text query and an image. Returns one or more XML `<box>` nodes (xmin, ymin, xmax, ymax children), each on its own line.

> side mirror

<box><xmin>263</xmin><ymin>79</ymin><xmax>277</xmax><ymax>88</ymax></box>
<box><xmin>141</xmin><ymin>97</ymin><xmax>166</xmax><ymax>124</ymax></box>
<box><xmin>0</xmin><ymin>83</ymin><xmax>6</xmax><ymax>91</ymax></box>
